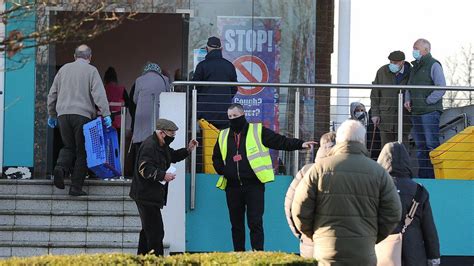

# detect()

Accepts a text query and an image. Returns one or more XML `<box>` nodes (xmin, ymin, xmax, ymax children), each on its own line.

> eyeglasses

<box><xmin>162</xmin><ymin>130</ymin><xmax>176</xmax><ymax>137</ymax></box>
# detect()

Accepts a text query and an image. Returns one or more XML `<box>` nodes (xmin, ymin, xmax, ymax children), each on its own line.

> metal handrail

<box><xmin>172</xmin><ymin>81</ymin><xmax>474</xmax><ymax>91</ymax></box>
<box><xmin>172</xmin><ymin>81</ymin><xmax>474</xmax><ymax>210</ymax></box>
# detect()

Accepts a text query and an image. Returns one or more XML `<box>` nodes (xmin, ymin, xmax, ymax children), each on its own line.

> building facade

<box><xmin>2</xmin><ymin>0</ymin><xmax>334</xmax><ymax>177</ymax></box>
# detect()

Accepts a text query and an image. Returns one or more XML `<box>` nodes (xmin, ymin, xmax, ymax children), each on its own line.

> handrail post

<box><xmin>120</xmin><ymin>105</ymin><xmax>126</xmax><ymax>177</ymax></box>
<box><xmin>293</xmin><ymin>88</ymin><xmax>300</xmax><ymax>177</ymax></box>
<box><xmin>398</xmin><ymin>90</ymin><xmax>403</xmax><ymax>143</ymax></box>
<box><xmin>190</xmin><ymin>86</ymin><xmax>197</xmax><ymax>210</ymax></box>
<box><xmin>152</xmin><ymin>94</ymin><xmax>157</xmax><ymax>133</ymax></box>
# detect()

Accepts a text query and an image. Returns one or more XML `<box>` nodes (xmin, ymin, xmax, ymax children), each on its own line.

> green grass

<box><xmin>0</xmin><ymin>252</ymin><xmax>317</xmax><ymax>265</ymax></box>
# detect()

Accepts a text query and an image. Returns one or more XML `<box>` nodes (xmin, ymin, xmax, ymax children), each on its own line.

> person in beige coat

<box><xmin>291</xmin><ymin>120</ymin><xmax>402</xmax><ymax>265</ymax></box>
<box><xmin>284</xmin><ymin>132</ymin><xmax>336</xmax><ymax>258</ymax></box>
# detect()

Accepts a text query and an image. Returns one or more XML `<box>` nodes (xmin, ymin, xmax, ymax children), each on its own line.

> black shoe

<box><xmin>69</xmin><ymin>187</ymin><xmax>87</xmax><ymax>196</ymax></box>
<box><xmin>53</xmin><ymin>167</ymin><xmax>65</xmax><ymax>189</ymax></box>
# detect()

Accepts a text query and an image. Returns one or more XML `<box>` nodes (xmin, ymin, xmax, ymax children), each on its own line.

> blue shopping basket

<box><xmin>83</xmin><ymin>117</ymin><xmax>121</xmax><ymax>178</ymax></box>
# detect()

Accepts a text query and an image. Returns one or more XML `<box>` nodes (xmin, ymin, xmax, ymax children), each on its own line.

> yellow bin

<box><xmin>199</xmin><ymin>119</ymin><xmax>220</xmax><ymax>174</ymax></box>
<box><xmin>429</xmin><ymin>126</ymin><xmax>474</xmax><ymax>180</ymax></box>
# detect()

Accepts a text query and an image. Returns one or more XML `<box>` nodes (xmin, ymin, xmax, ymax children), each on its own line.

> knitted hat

<box><xmin>143</xmin><ymin>62</ymin><xmax>161</xmax><ymax>75</ymax></box>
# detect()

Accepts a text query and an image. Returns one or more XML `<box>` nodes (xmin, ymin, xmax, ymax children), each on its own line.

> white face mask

<box><xmin>355</xmin><ymin>111</ymin><xmax>365</xmax><ymax>120</ymax></box>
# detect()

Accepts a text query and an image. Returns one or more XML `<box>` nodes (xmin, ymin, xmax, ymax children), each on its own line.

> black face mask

<box><xmin>164</xmin><ymin>135</ymin><xmax>175</xmax><ymax>146</ymax></box>
<box><xmin>229</xmin><ymin>115</ymin><xmax>247</xmax><ymax>132</ymax></box>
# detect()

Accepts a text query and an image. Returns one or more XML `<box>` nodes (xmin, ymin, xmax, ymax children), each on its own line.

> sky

<box><xmin>332</xmin><ymin>0</ymin><xmax>474</xmax><ymax>106</ymax></box>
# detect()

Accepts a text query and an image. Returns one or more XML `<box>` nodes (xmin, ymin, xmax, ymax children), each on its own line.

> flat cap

<box><xmin>156</xmin><ymin>119</ymin><xmax>178</xmax><ymax>131</ymax></box>
<box><xmin>388</xmin><ymin>50</ymin><xmax>405</xmax><ymax>61</ymax></box>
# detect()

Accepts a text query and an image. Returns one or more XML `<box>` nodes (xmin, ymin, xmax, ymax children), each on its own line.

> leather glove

<box><xmin>103</xmin><ymin>116</ymin><xmax>112</xmax><ymax>128</ymax></box>
<box><xmin>48</xmin><ymin>117</ymin><xmax>57</xmax><ymax>128</ymax></box>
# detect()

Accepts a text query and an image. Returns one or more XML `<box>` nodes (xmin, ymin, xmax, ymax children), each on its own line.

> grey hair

<box><xmin>336</xmin><ymin>120</ymin><xmax>366</xmax><ymax>144</ymax></box>
<box><xmin>415</xmin><ymin>38</ymin><xmax>431</xmax><ymax>52</ymax></box>
<box><xmin>74</xmin><ymin>44</ymin><xmax>92</xmax><ymax>59</ymax></box>
<box><xmin>228</xmin><ymin>103</ymin><xmax>245</xmax><ymax>114</ymax></box>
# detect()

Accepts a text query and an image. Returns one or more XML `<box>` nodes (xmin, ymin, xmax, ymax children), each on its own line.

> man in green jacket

<box><xmin>291</xmin><ymin>120</ymin><xmax>402</xmax><ymax>265</ymax></box>
<box><xmin>371</xmin><ymin>50</ymin><xmax>412</xmax><ymax>148</ymax></box>
<box><xmin>404</xmin><ymin>38</ymin><xmax>446</xmax><ymax>179</ymax></box>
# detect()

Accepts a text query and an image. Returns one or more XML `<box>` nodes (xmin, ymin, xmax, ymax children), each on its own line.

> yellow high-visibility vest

<box><xmin>216</xmin><ymin>123</ymin><xmax>274</xmax><ymax>190</ymax></box>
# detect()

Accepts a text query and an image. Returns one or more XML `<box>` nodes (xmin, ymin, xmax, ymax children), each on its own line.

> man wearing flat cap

<box><xmin>192</xmin><ymin>36</ymin><xmax>238</xmax><ymax>129</ymax></box>
<box><xmin>129</xmin><ymin>118</ymin><xmax>198</xmax><ymax>255</ymax></box>
<box><xmin>371</xmin><ymin>50</ymin><xmax>412</xmax><ymax>149</ymax></box>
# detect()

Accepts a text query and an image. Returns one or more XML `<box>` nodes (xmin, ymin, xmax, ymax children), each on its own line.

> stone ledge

<box><xmin>0</xmin><ymin>210</ymin><xmax>138</xmax><ymax>216</ymax></box>
<box><xmin>0</xmin><ymin>241</ymin><xmax>169</xmax><ymax>248</ymax></box>
<box><xmin>0</xmin><ymin>179</ymin><xmax>132</xmax><ymax>186</ymax></box>
<box><xmin>0</xmin><ymin>225</ymin><xmax>140</xmax><ymax>232</ymax></box>
<box><xmin>0</xmin><ymin>194</ymin><xmax>133</xmax><ymax>201</ymax></box>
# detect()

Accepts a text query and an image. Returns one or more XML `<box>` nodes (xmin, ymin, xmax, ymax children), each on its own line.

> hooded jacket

<box><xmin>350</xmin><ymin>102</ymin><xmax>368</xmax><ymax>127</ymax></box>
<box><xmin>292</xmin><ymin>141</ymin><xmax>402</xmax><ymax>265</ymax></box>
<box><xmin>377</xmin><ymin>142</ymin><xmax>441</xmax><ymax>266</ymax></box>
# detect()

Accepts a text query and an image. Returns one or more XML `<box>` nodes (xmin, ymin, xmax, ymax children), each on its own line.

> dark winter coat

<box><xmin>371</xmin><ymin>62</ymin><xmax>412</xmax><ymax>132</ymax></box>
<box><xmin>377</xmin><ymin>142</ymin><xmax>441</xmax><ymax>265</ymax></box>
<box><xmin>212</xmin><ymin>122</ymin><xmax>304</xmax><ymax>187</ymax></box>
<box><xmin>192</xmin><ymin>49</ymin><xmax>237</xmax><ymax>128</ymax></box>
<box><xmin>292</xmin><ymin>141</ymin><xmax>402</xmax><ymax>265</ymax></box>
<box><xmin>129</xmin><ymin>133</ymin><xmax>189</xmax><ymax>207</ymax></box>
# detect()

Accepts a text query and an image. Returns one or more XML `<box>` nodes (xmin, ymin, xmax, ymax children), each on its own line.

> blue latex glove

<box><xmin>47</xmin><ymin>117</ymin><xmax>57</xmax><ymax>128</ymax></box>
<box><xmin>104</xmin><ymin>116</ymin><xmax>112</xmax><ymax>128</ymax></box>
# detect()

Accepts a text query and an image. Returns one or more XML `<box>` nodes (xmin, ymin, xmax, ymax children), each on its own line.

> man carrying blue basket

<box><xmin>47</xmin><ymin>44</ymin><xmax>112</xmax><ymax>196</ymax></box>
<box><xmin>130</xmin><ymin>118</ymin><xmax>198</xmax><ymax>256</ymax></box>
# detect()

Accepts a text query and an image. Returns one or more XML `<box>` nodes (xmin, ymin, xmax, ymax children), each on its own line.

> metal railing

<box><xmin>172</xmin><ymin>81</ymin><xmax>474</xmax><ymax>210</ymax></box>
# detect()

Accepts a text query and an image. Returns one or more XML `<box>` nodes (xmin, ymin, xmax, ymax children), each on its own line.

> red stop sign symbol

<box><xmin>233</xmin><ymin>55</ymin><xmax>269</xmax><ymax>95</ymax></box>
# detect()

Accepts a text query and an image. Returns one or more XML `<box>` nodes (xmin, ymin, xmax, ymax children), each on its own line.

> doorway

<box><xmin>48</xmin><ymin>13</ymin><xmax>189</xmax><ymax>177</ymax></box>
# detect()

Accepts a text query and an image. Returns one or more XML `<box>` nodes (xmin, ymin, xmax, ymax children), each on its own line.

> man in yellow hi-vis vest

<box><xmin>212</xmin><ymin>103</ymin><xmax>317</xmax><ymax>251</ymax></box>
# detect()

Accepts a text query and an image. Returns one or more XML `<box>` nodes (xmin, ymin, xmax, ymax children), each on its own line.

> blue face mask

<box><xmin>413</xmin><ymin>50</ymin><xmax>422</xmax><ymax>60</ymax></box>
<box><xmin>388</xmin><ymin>63</ymin><xmax>400</xmax><ymax>73</ymax></box>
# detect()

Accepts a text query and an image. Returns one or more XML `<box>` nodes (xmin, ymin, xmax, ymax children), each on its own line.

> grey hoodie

<box><xmin>378</xmin><ymin>142</ymin><xmax>441</xmax><ymax>266</ymax></box>
<box><xmin>350</xmin><ymin>102</ymin><xmax>368</xmax><ymax>127</ymax></box>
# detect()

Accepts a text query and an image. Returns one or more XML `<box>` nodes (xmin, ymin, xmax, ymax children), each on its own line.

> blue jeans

<box><xmin>411</xmin><ymin>111</ymin><xmax>441</xmax><ymax>178</ymax></box>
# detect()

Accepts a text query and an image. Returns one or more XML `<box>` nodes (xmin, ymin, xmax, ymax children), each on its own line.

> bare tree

<box><xmin>1</xmin><ymin>0</ymin><xmax>139</xmax><ymax>70</ymax></box>
<box><xmin>444</xmin><ymin>44</ymin><xmax>474</xmax><ymax>108</ymax></box>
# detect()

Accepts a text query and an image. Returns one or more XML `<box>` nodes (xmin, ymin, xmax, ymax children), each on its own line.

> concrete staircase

<box><xmin>0</xmin><ymin>179</ymin><xmax>144</xmax><ymax>257</ymax></box>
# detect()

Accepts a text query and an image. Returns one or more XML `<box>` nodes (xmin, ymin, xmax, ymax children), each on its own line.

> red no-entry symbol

<box><xmin>233</xmin><ymin>55</ymin><xmax>269</xmax><ymax>95</ymax></box>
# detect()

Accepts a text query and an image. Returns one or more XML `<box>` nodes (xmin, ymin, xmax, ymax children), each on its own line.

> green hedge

<box><xmin>0</xmin><ymin>252</ymin><xmax>317</xmax><ymax>265</ymax></box>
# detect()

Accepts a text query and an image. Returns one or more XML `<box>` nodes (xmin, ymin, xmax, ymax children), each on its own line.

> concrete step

<box><xmin>0</xmin><ymin>210</ymin><xmax>140</xmax><ymax>227</ymax></box>
<box><xmin>0</xmin><ymin>179</ymin><xmax>131</xmax><ymax>196</ymax></box>
<box><xmin>0</xmin><ymin>179</ymin><xmax>150</xmax><ymax>258</ymax></box>
<box><xmin>0</xmin><ymin>241</ymin><xmax>139</xmax><ymax>257</ymax></box>
<box><xmin>0</xmin><ymin>225</ymin><xmax>140</xmax><ymax>243</ymax></box>
<box><xmin>0</xmin><ymin>194</ymin><xmax>136</xmax><ymax>212</ymax></box>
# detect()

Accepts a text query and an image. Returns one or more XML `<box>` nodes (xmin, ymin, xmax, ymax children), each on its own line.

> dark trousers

<box><xmin>135</xmin><ymin>202</ymin><xmax>164</xmax><ymax>256</ymax></box>
<box><xmin>131</xmin><ymin>142</ymin><xmax>142</xmax><ymax>175</ymax></box>
<box><xmin>56</xmin><ymin>114</ymin><xmax>91</xmax><ymax>189</ymax></box>
<box><xmin>225</xmin><ymin>183</ymin><xmax>265</xmax><ymax>251</ymax></box>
